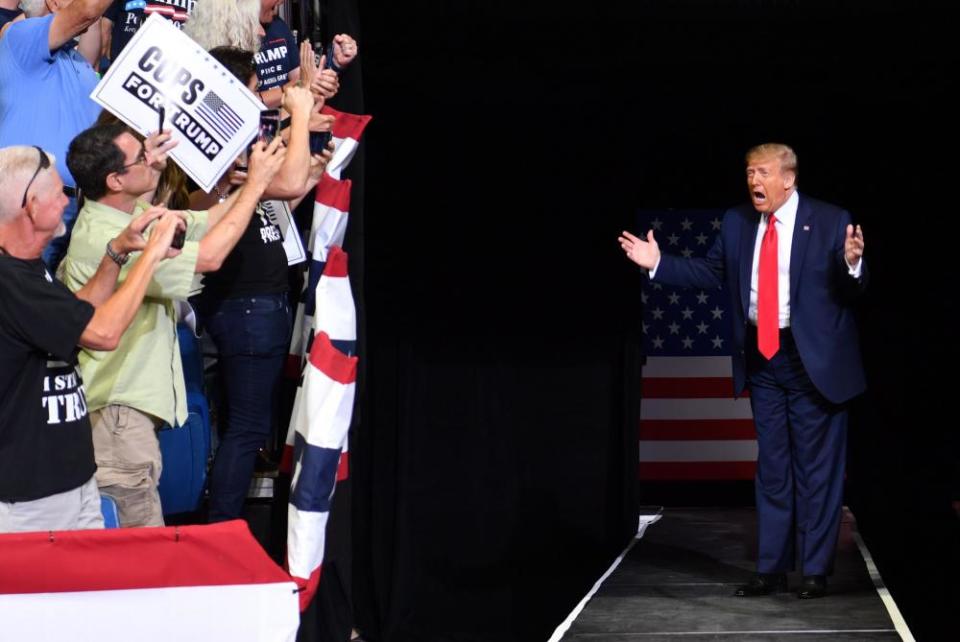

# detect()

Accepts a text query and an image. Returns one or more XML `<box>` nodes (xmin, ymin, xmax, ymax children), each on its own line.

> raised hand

<box><xmin>299</xmin><ymin>41</ymin><xmax>319</xmax><ymax>89</ymax></box>
<box><xmin>308</xmin><ymin>112</ymin><xmax>335</xmax><ymax>133</ymax></box>
<box><xmin>844</xmin><ymin>224</ymin><xmax>864</xmax><ymax>266</ymax></box>
<box><xmin>308</xmin><ymin>142</ymin><xmax>335</xmax><ymax>181</ymax></box>
<box><xmin>282</xmin><ymin>84</ymin><xmax>315</xmax><ymax>118</ymax></box>
<box><xmin>332</xmin><ymin>34</ymin><xmax>358</xmax><ymax>68</ymax></box>
<box><xmin>114</xmin><ymin>205</ymin><xmax>168</xmax><ymax>254</ymax></box>
<box><xmin>144</xmin><ymin>129</ymin><xmax>178</xmax><ymax>171</ymax></box>
<box><xmin>618</xmin><ymin>230</ymin><xmax>661</xmax><ymax>270</ymax></box>
<box><xmin>144</xmin><ymin>210</ymin><xmax>187</xmax><ymax>260</ymax></box>
<box><xmin>310</xmin><ymin>61</ymin><xmax>340</xmax><ymax>100</ymax></box>
<box><xmin>247</xmin><ymin>136</ymin><xmax>287</xmax><ymax>191</ymax></box>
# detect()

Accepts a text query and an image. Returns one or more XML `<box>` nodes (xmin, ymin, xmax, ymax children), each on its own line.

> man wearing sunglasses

<box><xmin>0</xmin><ymin>144</ymin><xmax>185</xmax><ymax>533</ymax></box>
<box><xmin>0</xmin><ymin>0</ymin><xmax>119</xmax><ymax>271</ymax></box>
<box><xmin>59</xmin><ymin>121</ymin><xmax>286</xmax><ymax>528</ymax></box>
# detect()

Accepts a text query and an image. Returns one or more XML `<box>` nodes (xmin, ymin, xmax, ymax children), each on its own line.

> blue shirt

<box><xmin>0</xmin><ymin>14</ymin><xmax>102</xmax><ymax>187</ymax></box>
<box><xmin>255</xmin><ymin>17</ymin><xmax>299</xmax><ymax>91</ymax></box>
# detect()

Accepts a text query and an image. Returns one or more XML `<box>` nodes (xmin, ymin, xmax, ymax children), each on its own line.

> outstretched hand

<box><xmin>144</xmin><ymin>129</ymin><xmax>178</xmax><ymax>171</ymax></box>
<box><xmin>844</xmin><ymin>224</ymin><xmax>864</xmax><ymax>266</ymax></box>
<box><xmin>618</xmin><ymin>230</ymin><xmax>661</xmax><ymax>270</ymax></box>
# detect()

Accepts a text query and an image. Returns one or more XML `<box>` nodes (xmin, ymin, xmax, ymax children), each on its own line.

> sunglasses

<box><xmin>20</xmin><ymin>146</ymin><xmax>50</xmax><ymax>208</ymax></box>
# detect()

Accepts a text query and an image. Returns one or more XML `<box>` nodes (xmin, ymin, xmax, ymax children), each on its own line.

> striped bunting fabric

<box><xmin>287</xmin><ymin>173</ymin><xmax>353</xmax><ymax>376</ymax></box>
<box><xmin>637</xmin><ymin>209</ymin><xmax>757</xmax><ymax>480</ymax></box>
<box><xmin>318</xmin><ymin>105</ymin><xmax>372</xmax><ymax>179</ymax></box>
<box><xmin>279</xmin><ymin>112</ymin><xmax>365</xmax><ymax>608</ymax></box>
<box><xmin>284</xmin><ymin>331</ymin><xmax>358</xmax><ymax>610</ymax></box>
<box><xmin>0</xmin><ymin>521</ymin><xmax>298</xmax><ymax>640</ymax></box>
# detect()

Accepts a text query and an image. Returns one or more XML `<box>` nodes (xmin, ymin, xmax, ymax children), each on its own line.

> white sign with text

<box><xmin>90</xmin><ymin>14</ymin><xmax>264</xmax><ymax>192</ymax></box>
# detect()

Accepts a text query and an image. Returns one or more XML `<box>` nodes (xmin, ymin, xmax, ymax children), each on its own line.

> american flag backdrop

<box><xmin>637</xmin><ymin>209</ymin><xmax>757</xmax><ymax>480</ymax></box>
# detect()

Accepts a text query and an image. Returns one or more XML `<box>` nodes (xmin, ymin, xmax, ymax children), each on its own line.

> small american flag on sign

<box><xmin>195</xmin><ymin>90</ymin><xmax>243</xmax><ymax>140</ymax></box>
<box><xmin>638</xmin><ymin>209</ymin><xmax>757</xmax><ymax>480</ymax></box>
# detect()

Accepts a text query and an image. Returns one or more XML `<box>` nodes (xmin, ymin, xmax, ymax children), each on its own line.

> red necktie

<box><xmin>757</xmin><ymin>213</ymin><xmax>779</xmax><ymax>359</ymax></box>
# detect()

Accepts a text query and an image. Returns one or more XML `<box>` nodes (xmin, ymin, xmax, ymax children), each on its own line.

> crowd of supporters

<box><xmin>0</xmin><ymin>0</ymin><xmax>357</xmax><ymax>532</ymax></box>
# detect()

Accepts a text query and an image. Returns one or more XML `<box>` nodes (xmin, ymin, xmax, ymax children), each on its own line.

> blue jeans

<box><xmin>43</xmin><ymin>195</ymin><xmax>78</xmax><ymax>272</ymax></box>
<box><xmin>203</xmin><ymin>293</ymin><xmax>292</xmax><ymax>522</ymax></box>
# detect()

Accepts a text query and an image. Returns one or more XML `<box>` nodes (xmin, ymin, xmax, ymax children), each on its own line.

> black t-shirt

<box><xmin>0</xmin><ymin>256</ymin><xmax>96</xmax><ymax>502</ymax></box>
<box><xmin>198</xmin><ymin>202</ymin><xmax>288</xmax><ymax>301</ymax></box>
<box><xmin>0</xmin><ymin>7</ymin><xmax>21</xmax><ymax>29</ymax></box>
<box><xmin>105</xmin><ymin>0</ymin><xmax>194</xmax><ymax>62</ymax></box>
<box><xmin>255</xmin><ymin>17</ymin><xmax>300</xmax><ymax>91</ymax></box>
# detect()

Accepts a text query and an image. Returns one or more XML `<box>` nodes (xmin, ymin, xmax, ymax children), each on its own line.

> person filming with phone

<box><xmin>56</xmin><ymin>120</ymin><xmax>286</xmax><ymax>528</ymax></box>
<box><xmin>0</xmin><ymin>143</ymin><xmax>185</xmax><ymax>533</ymax></box>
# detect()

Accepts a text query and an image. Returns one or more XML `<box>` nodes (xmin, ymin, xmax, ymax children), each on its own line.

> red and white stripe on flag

<box><xmin>0</xmin><ymin>520</ymin><xmax>298</xmax><ymax>641</ymax></box>
<box><xmin>308</xmin><ymin>173</ymin><xmax>351</xmax><ymax>254</ymax></box>
<box><xmin>286</xmin><ymin>331</ymin><xmax>358</xmax><ymax>610</ymax></box>
<box><xmin>319</xmin><ymin>105</ymin><xmax>371</xmax><ymax>180</ymax></box>
<box><xmin>284</xmin><ymin>247</ymin><xmax>357</xmax><ymax>475</ymax></box>
<box><xmin>640</xmin><ymin>356</ymin><xmax>757</xmax><ymax>480</ymax></box>
<box><xmin>288</xmin><ymin>174</ymin><xmax>352</xmax><ymax>373</ymax></box>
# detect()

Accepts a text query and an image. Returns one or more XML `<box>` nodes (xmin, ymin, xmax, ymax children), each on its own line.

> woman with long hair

<box><xmin>183</xmin><ymin>0</ymin><xmax>263</xmax><ymax>52</ymax></box>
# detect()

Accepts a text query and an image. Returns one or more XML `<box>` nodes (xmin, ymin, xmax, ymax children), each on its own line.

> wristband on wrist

<box><xmin>105</xmin><ymin>240</ymin><xmax>128</xmax><ymax>266</ymax></box>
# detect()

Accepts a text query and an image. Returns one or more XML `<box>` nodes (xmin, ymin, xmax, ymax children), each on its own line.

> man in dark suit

<box><xmin>618</xmin><ymin>143</ymin><xmax>866</xmax><ymax>599</ymax></box>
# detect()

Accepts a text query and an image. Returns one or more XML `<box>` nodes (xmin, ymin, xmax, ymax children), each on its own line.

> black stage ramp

<box><xmin>557</xmin><ymin>508</ymin><xmax>912</xmax><ymax>641</ymax></box>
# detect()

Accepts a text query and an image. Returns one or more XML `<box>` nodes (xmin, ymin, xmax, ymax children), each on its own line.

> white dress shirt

<box><xmin>748</xmin><ymin>190</ymin><xmax>798</xmax><ymax>328</ymax></box>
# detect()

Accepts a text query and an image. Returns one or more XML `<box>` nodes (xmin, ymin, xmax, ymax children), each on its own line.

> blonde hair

<box><xmin>746</xmin><ymin>143</ymin><xmax>798</xmax><ymax>180</ymax></box>
<box><xmin>184</xmin><ymin>0</ymin><xmax>261</xmax><ymax>53</ymax></box>
<box><xmin>0</xmin><ymin>146</ymin><xmax>55</xmax><ymax>224</ymax></box>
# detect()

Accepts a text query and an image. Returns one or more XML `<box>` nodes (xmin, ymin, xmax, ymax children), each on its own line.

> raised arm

<box><xmin>79</xmin><ymin>211</ymin><xmax>183</xmax><ymax>350</ymax></box>
<box><xmin>260</xmin><ymin>85</ymin><xmax>314</xmax><ymax>200</ymax></box>
<box><xmin>194</xmin><ymin>137</ymin><xmax>286</xmax><ymax>273</ymax></box>
<box><xmin>49</xmin><ymin>0</ymin><xmax>113</xmax><ymax>51</ymax></box>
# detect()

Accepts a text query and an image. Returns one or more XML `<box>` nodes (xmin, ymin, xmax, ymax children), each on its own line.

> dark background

<box><xmin>349</xmin><ymin>1</ymin><xmax>959</xmax><ymax>640</ymax></box>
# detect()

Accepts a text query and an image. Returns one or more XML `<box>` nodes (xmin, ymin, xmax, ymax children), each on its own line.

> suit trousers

<box><xmin>746</xmin><ymin>327</ymin><xmax>847</xmax><ymax>576</ymax></box>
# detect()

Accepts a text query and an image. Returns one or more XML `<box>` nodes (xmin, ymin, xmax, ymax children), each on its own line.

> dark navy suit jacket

<box><xmin>654</xmin><ymin>193</ymin><xmax>867</xmax><ymax>404</ymax></box>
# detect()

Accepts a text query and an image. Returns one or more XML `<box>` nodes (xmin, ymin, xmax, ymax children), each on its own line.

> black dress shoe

<box><xmin>797</xmin><ymin>575</ymin><xmax>827</xmax><ymax>599</ymax></box>
<box><xmin>734</xmin><ymin>573</ymin><xmax>788</xmax><ymax>597</ymax></box>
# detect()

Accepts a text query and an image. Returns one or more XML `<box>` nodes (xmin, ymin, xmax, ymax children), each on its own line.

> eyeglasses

<box><xmin>121</xmin><ymin>145</ymin><xmax>148</xmax><ymax>170</ymax></box>
<box><xmin>20</xmin><ymin>146</ymin><xmax>50</xmax><ymax>208</ymax></box>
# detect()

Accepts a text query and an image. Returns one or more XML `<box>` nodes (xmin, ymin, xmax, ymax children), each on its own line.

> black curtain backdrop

<box><xmin>353</xmin><ymin>2</ymin><xmax>959</xmax><ymax>641</ymax></box>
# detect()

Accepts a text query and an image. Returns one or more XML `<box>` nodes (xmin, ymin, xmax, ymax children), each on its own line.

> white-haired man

<box><xmin>0</xmin><ymin>0</ymin><xmax>115</xmax><ymax>270</ymax></box>
<box><xmin>0</xmin><ymin>145</ymin><xmax>183</xmax><ymax>533</ymax></box>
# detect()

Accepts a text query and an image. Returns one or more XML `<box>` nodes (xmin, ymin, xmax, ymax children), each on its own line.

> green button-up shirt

<box><xmin>61</xmin><ymin>200</ymin><xmax>208</xmax><ymax>427</ymax></box>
